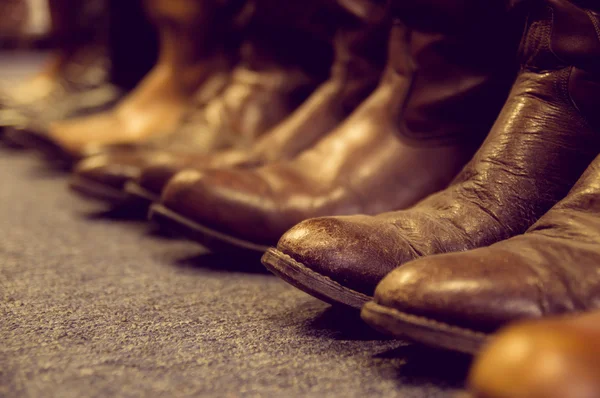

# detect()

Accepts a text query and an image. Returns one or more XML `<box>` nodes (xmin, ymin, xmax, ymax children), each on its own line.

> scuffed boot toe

<box><xmin>263</xmin><ymin>215</ymin><xmax>410</xmax><ymax>308</ymax></box>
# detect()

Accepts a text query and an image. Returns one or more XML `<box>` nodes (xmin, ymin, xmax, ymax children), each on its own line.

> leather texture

<box><xmin>77</xmin><ymin>0</ymin><xmax>390</xmax><ymax>194</ymax></box>
<box><xmin>272</xmin><ymin>0</ymin><xmax>600</xmax><ymax>297</ymax></box>
<box><xmin>159</xmin><ymin>0</ymin><xmax>519</xmax><ymax>250</ymax></box>
<box><xmin>469</xmin><ymin>312</ymin><xmax>600</xmax><ymax>398</ymax></box>
<box><xmin>374</xmin><ymin>151</ymin><xmax>600</xmax><ymax>334</ymax></box>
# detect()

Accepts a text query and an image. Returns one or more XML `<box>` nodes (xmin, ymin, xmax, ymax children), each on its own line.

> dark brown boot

<box><xmin>468</xmin><ymin>312</ymin><xmax>600</xmax><ymax>398</ymax></box>
<box><xmin>363</xmin><ymin>151</ymin><xmax>600</xmax><ymax>354</ymax></box>
<box><xmin>262</xmin><ymin>0</ymin><xmax>600</xmax><ymax>310</ymax></box>
<box><xmin>150</xmin><ymin>0</ymin><xmax>518</xmax><ymax>259</ymax></box>
<box><xmin>70</xmin><ymin>0</ymin><xmax>380</xmax><ymax>206</ymax></box>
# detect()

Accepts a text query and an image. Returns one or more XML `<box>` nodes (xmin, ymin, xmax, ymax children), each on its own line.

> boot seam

<box><xmin>585</xmin><ymin>10</ymin><xmax>600</xmax><ymax>43</ymax></box>
<box><xmin>565</xmin><ymin>66</ymin><xmax>598</xmax><ymax>131</ymax></box>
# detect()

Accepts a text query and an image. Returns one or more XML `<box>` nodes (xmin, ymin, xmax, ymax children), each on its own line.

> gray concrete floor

<box><xmin>0</xmin><ymin>52</ymin><xmax>470</xmax><ymax>397</ymax></box>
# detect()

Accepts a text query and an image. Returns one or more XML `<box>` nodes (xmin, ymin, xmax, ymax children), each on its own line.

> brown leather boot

<box><xmin>362</xmin><ymin>150</ymin><xmax>600</xmax><ymax>354</ymax></box>
<box><xmin>36</xmin><ymin>0</ymin><xmax>244</xmax><ymax>164</ymax></box>
<box><xmin>1</xmin><ymin>0</ymin><xmax>159</xmax><ymax>149</ymax></box>
<box><xmin>74</xmin><ymin>0</ymin><xmax>391</xmax><ymax>208</ymax></box>
<box><xmin>69</xmin><ymin>0</ymin><xmax>368</xmax><ymax>206</ymax></box>
<box><xmin>262</xmin><ymin>0</ymin><xmax>600</xmax><ymax>310</ymax></box>
<box><xmin>150</xmin><ymin>0</ymin><xmax>518</xmax><ymax>258</ymax></box>
<box><xmin>468</xmin><ymin>312</ymin><xmax>600</xmax><ymax>398</ymax></box>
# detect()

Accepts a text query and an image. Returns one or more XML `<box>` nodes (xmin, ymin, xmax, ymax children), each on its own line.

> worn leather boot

<box><xmin>77</xmin><ymin>0</ymin><xmax>392</xmax><ymax>208</ymax></box>
<box><xmin>70</xmin><ymin>0</ymin><xmax>355</xmax><ymax>205</ymax></box>
<box><xmin>0</xmin><ymin>0</ymin><xmax>130</xmax><ymax>138</ymax></box>
<box><xmin>0</xmin><ymin>0</ymin><xmax>157</xmax><ymax>148</ymax></box>
<box><xmin>362</xmin><ymin>150</ymin><xmax>600</xmax><ymax>354</ymax></box>
<box><xmin>468</xmin><ymin>312</ymin><xmax>600</xmax><ymax>398</ymax></box>
<box><xmin>261</xmin><ymin>0</ymin><xmax>600</xmax><ymax>310</ymax></box>
<box><xmin>36</xmin><ymin>0</ymin><xmax>242</xmax><ymax>165</ymax></box>
<box><xmin>150</xmin><ymin>0</ymin><xmax>518</xmax><ymax>258</ymax></box>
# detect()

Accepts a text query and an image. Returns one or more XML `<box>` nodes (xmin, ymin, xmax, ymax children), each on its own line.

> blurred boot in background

<box><xmin>71</xmin><ymin>0</ymin><xmax>390</xmax><ymax>210</ymax></box>
<box><xmin>469</xmin><ymin>311</ymin><xmax>600</xmax><ymax>398</ymax></box>
<box><xmin>1</xmin><ymin>0</ymin><xmax>158</xmax><ymax>145</ymax></box>
<box><xmin>0</xmin><ymin>0</ymin><xmax>32</xmax><ymax>48</ymax></box>
<box><xmin>37</xmin><ymin>0</ymin><xmax>246</xmax><ymax>167</ymax></box>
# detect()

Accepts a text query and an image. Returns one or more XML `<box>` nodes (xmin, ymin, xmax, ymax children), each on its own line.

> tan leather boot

<box><xmin>468</xmin><ymin>312</ymin><xmax>600</xmax><ymax>398</ymax></box>
<box><xmin>0</xmin><ymin>0</ymin><xmax>156</xmax><ymax>148</ymax></box>
<box><xmin>39</xmin><ymin>0</ymin><xmax>240</xmax><ymax>164</ymax></box>
<box><xmin>0</xmin><ymin>0</ymin><xmax>128</xmax><ymax>137</ymax></box>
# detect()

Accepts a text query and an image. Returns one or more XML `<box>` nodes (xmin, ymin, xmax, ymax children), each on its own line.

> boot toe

<box><xmin>276</xmin><ymin>216</ymin><xmax>407</xmax><ymax>296</ymax></box>
<box><xmin>373</xmin><ymin>248</ymin><xmax>548</xmax><ymax>334</ymax></box>
<box><xmin>469</xmin><ymin>321</ymin><xmax>600</xmax><ymax>398</ymax></box>
<box><xmin>161</xmin><ymin>168</ymin><xmax>280</xmax><ymax>245</ymax></box>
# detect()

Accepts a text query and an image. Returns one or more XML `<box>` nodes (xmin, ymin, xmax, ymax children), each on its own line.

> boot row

<box><xmin>3</xmin><ymin>0</ymin><xmax>600</xmax><ymax>396</ymax></box>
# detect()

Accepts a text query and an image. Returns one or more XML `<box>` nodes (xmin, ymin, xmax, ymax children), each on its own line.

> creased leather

<box><xmin>160</xmin><ymin>0</ymin><xmax>518</xmax><ymax>252</ymax></box>
<box><xmin>273</xmin><ymin>0</ymin><xmax>600</xmax><ymax>298</ymax></box>
<box><xmin>375</xmin><ymin>153</ymin><xmax>600</xmax><ymax>334</ymax></box>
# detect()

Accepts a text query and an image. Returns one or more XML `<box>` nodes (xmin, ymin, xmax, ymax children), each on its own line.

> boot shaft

<box><xmin>239</xmin><ymin>0</ymin><xmax>339</xmax><ymax>82</ymax></box>
<box><xmin>329</xmin><ymin>0</ymin><xmax>391</xmax><ymax>113</ymax></box>
<box><xmin>48</xmin><ymin>0</ymin><xmax>110</xmax><ymax>49</ymax></box>
<box><xmin>387</xmin><ymin>0</ymin><xmax>522</xmax><ymax>146</ymax></box>
<box><xmin>142</xmin><ymin>0</ymin><xmax>245</xmax><ymax>65</ymax></box>
<box><xmin>520</xmin><ymin>0</ymin><xmax>600</xmax><ymax>130</ymax></box>
<box><xmin>108</xmin><ymin>0</ymin><xmax>158</xmax><ymax>90</ymax></box>
<box><xmin>45</xmin><ymin>0</ymin><xmax>157</xmax><ymax>90</ymax></box>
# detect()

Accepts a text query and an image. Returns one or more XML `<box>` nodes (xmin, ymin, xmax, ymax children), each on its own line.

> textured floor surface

<box><xmin>0</xmin><ymin>54</ymin><xmax>471</xmax><ymax>398</ymax></box>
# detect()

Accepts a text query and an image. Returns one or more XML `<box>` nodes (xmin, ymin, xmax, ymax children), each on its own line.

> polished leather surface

<box><xmin>159</xmin><ymin>0</ymin><xmax>518</xmax><ymax>249</ymax></box>
<box><xmin>80</xmin><ymin>1</ymin><xmax>390</xmax><ymax>193</ymax></box>
<box><xmin>469</xmin><ymin>313</ymin><xmax>600</xmax><ymax>398</ymax></box>
<box><xmin>272</xmin><ymin>0</ymin><xmax>600</xmax><ymax>297</ymax></box>
<box><xmin>374</xmin><ymin>151</ymin><xmax>600</xmax><ymax>333</ymax></box>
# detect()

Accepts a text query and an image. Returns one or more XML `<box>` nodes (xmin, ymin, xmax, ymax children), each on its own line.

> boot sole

<box><xmin>261</xmin><ymin>248</ymin><xmax>372</xmax><ymax>310</ymax></box>
<box><xmin>149</xmin><ymin>204</ymin><xmax>270</xmax><ymax>255</ymax></box>
<box><xmin>124</xmin><ymin>181</ymin><xmax>160</xmax><ymax>210</ymax></box>
<box><xmin>11</xmin><ymin>127</ymin><xmax>77</xmax><ymax>169</ymax></box>
<box><xmin>69</xmin><ymin>175</ymin><xmax>131</xmax><ymax>205</ymax></box>
<box><xmin>361</xmin><ymin>301</ymin><xmax>489</xmax><ymax>355</ymax></box>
